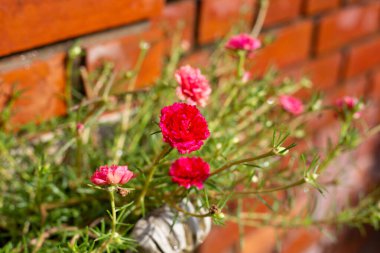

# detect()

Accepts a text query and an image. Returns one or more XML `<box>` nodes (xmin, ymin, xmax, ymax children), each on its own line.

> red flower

<box><xmin>91</xmin><ymin>165</ymin><xmax>134</xmax><ymax>186</ymax></box>
<box><xmin>279</xmin><ymin>95</ymin><xmax>304</xmax><ymax>116</ymax></box>
<box><xmin>159</xmin><ymin>103</ymin><xmax>210</xmax><ymax>154</ymax></box>
<box><xmin>175</xmin><ymin>65</ymin><xmax>211</xmax><ymax>107</ymax></box>
<box><xmin>225</xmin><ymin>33</ymin><xmax>261</xmax><ymax>53</ymax></box>
<box><xmin>169</xmin><ymin>157</ymin><xmax>210</xmax><ymax>189</ymax></box>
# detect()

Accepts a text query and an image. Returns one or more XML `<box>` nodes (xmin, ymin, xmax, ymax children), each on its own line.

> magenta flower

<box><xmin>169</xmin><ymin>157</ymin><xmax>210</xmax><ymax>189</ymax></box>
<box><xmin>91</xmin><ymin>165</ymin><xmax>134</xmax><ymax>186</ymax></box>
<box><xmin>335</xmin><ymin>96</ymin><xmax>361</xmax><ymax>119</ymax></box>
<box><xmin>159</xmin><ymin>103</ymin><xmax>210</xmax><ymax>154</ymax></box>
<box><xmin>335</xmin><ymin>96</ymin><xmax>358</xmax><ymax>110</ymax></box>
<box><xmin>175</xmin><ymin>65</ymin><xmax>211</xmax><ymax>107</ymax></box>
<box><xmin>279</xmin><ymin>95</ymin><xmax>304</xmax><ymax>116</ymax></box>
<box><xmin>225</xmin><ymin>33</ymin><xmax>261</xmax><ymax>53</ymax></box>
<box><xmin>76</xmin><ymin>123</ymin><xmax>85</xmax><ymax>133</ymax></box>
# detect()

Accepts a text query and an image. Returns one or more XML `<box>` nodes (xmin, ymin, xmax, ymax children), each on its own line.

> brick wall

<box><xmin>1</xmin><ymin>0</ymin><xmax>380</xmax><ymax>127</ymax></box>
<box><xmin>1</xmin><ymin>0</ymin><xmax>380</xmax><ymax>251</ymax></box>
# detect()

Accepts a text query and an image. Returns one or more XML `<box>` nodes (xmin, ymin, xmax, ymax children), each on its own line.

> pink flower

<box><xmin>169</xmin><ymin>157</ymin><xmax>210</xmax><ymax>189</ymax></box>
<box><xmin>76</xmin><ymin>123</ymin><xmax>85</xmax><ymax>133</ymax></box>
<box><xmin>279</xmin><ymin>95</ymin><xmax>304</xmax><ymax>115</ymax></box>
<box><xmin>335</xmin><ymin>96</ymin><xmax>358</xmax><ymax>110</ymax></box>
<box><xmin>242</xmin><ymin>71</ymin><xmax>251</xmax><ymax>83</ymax></box>
<box><xmin>225</xmin><ymin>33</ymin><xmax>261</xmax><ymax>53</ymax></box>
<box><xmin>159</xmin><ymin>103</ymin><xmax>210</xmax><ymax>154</ymax></box>
<box><xmin>335</xmin><ymin>96</ymin><xmax>361</xmax><ymax>119</ymax></box>
<box><xmin>91</xmin><ymin>165</ymin><xmax>134</xmax><ymax>186</ymax></box>
<box><xmin>175</xmin><ymin>65</ymin><xmax>211</xmax><ymax>107</ymax></box>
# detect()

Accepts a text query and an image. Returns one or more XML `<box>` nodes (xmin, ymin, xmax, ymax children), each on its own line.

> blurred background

<box><xmin>0</xmin><ymin>0</ymin><xmax>380</xmax><ymax>252</ymax></box>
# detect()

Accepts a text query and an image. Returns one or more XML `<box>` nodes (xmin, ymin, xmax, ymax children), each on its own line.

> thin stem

<box><xmin>164</xmin><ymin>196</ymin><xmax>211</xmax><ymax>218</ymax></box>
<box><xmin>317</xmin><ymin>143</ymin><xmax>342</xmax><ymax>175</ymax></box>
<box><xmin>251</xmin><ymin>0</ymin><xmax>269</xmax><ymax>37</ymax></box>
<box><xmin>95</xmin><ymin>188</ymin><xmax>118</xmax><ymax>253</ymax></box>
<box><xmin>109</xmin><ymin>189</ymin><xmax>117</xmax><ymax>236</ymax></box>
<box><xmin>137</xmin><ymin>145</ymin><xmax>172</xmax><ymax>215</ymax></box>
<box><xmin>112</xmin><ymin>46</ymin><xmax>149</xmax><ymax>163</ymax></box>
<box><xmin>75</xmin><ymin>132</ymin><xmax>83</xmax><ymax>179</ymax></box>
<box><xmin>213</xmin><ymin>51</ymin><xmax>247</xmax><ymax>124</ymax></box>
<box><xmin>210</xmin><ymin>150</ymin><xmax>275</xmax><ymax>176</ymax></box>
<box><xmin>237</xmin><ymin>51</ymin><xmax>246</xmax><ymax>80</ymax></box>
<box><xmin>232</xmin><ymin>178</ymin><xmax>305</xmax><ymax>197</ymax></box>
<box><xmin>226</xmin><ymin>210</ymin><xmax>370</xmax><ymax>228</ymax></box>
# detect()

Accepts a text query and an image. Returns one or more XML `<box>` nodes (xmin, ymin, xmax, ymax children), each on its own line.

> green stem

<box><xmin>112</xmin><ymin>45</ymin><xmax>150</xmax><ymax>163</ymax></box>
<box><xmin>137</xmin><ymin>145</ymin><xmax>172</xmax><ymax>215</ymax></box>
<box><xmin>251</xmin><ymin>0</ymin><xmax>269</xmax><ymax>37</ymax></box>
<box><xmin>95</xmin><ymin>188</ymin><xmax>118</xmax><ymax>253</ymax></box>
<box><xmin>164</xmin><ymin>196</ymin><xmax>211</xmax><ymax>218</ymax></box>
<box><xmin>210</xmin><ymin>150</ymin><xmax>275</xmax><ymax>176</ymax></box>
<box><xmin>75</xmin><ymin>136</ymin><xmax>83</xmax><ymax>179</ymax></box>
<box><xmin>237</xmin><ymin>51</ymin><xmax>246</xmax><ymax>80</ymax></box>
<box><xmin>232</xmin><ymin>178</ymin><xmax>305</xmax><ymax>196</ymax></box>
<box><xmin>213</xmin><ymin>51</ymin><xmax>247</xmax><ymax>124</ymax></box>
<box><xmin>109</xmin><ymin>189</ymin><xmax>117</xmax><ymax>236</ymax></box>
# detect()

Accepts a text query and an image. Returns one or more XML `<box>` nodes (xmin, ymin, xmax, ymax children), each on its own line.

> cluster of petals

<box><xmin>91</xmin><ymin>165</ymin><xmax>134</xmax><ymax>186</ymax></box>
<box><xmin>225</xmin><ymin>33</ymin><xmax>261</xmax><ymax>53</ymax></box>
<box><xmin>335</xmin><ymin>96</ymin><xmax>358</xmax><ymax>110</ymax></box>
<box><xmin>175</xmin><ymin>65</ymin><xmax>211</xmax><ymax>107</ymax></box>
<box><xmin>279</xmin><ymin>95</ymin><xmax>304</xmax><ymax>116</ymax></box>
<box><xmin>169</xmin><ymin>157</ymin><xmax>210</xmax><ymax>189</ymax></box>
<box><xmin>335</xmin><ymin>96</ymin><xmax>361</xmax><ymax>119</ymax></box>
<box><xmin>159</xmin><ymin>103</ymin><xmax>210</xmax><ymax>154</ymax></box>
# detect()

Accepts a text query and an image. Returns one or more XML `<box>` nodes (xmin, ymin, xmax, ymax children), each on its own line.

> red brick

<box><xmin>284</xmin><ymin>52</ymin><xmax>342</xmax><ymax>91</ymax></box>
<box><xmin>263</xmin><ymin>0</ymin><xmax>302</xmax><ymax>27</ymax></box>
<box><xmin>344</xmin><ymin>36</ymin><xmax>380</xmax><ymax>79</ymax></box>
<box><xmin>85</xmin><ymin>27</ymin><xmax>164</xmax><ymax>93</ymax></box>
<box><xmin>198</xmin><ymin>0</ymin><xmax>256</xmax><ymax>44</ymax></box>
<box><xmin>198</xmin><ymin>222</ymin><xmax>239</xmax><ymax>253</ymax></box>
<box><xmin>316</xmin><ymin>3</ymin><xmax>380</xmax><ymax>55</ymax></box>
<box><xmin>0</xmin><ymin>0</ymin><xmax>164</xmax><ymax>57</ymax></box>
<box><xmin>154</xmin><ymin>0</ymin><xmax>196</xmax><ymax>54</ymax></box>
<box><xmin>369</xmin><ymin>69</ymin><xmax>380</xmax><ymax>101</ymax></box>
<box><xmin>250</xmin><ymin>20</ymin><xmax>313</xmax><ymax>76</ymax></box>
<box><xmin>241</xmin><ymin>228</ymin><xmax>277</xmax><ymax>253</ymax></box>
<box><xmin>345</xmin><ymin>0</ymin><xmax>365</xmax><ymax>4</ymax></box>
<box><xmin>306</xmin><ymin>75</ymin><xmax>369</xmax><ymax>130</ymax></box>
<box><xmin>179</xmin><ymin>49</ymin><xmax>211</xmax><ymax>69</ymax></box>
<box><xmin>303</xmin><ymin>0</ymin><xmax>340</xmax><ymax>15</ymax></box>
<box><xmin>332</xmin><ymin>75</ymin><xmax>369</xmax><ymax>102</ymax></box>
<box><xmin>0</xmin><ymin>54</ymin><xmax>66</xmax><ymax>128</ymax></box>
<box><xmin>280</xmin><ymin>229</ymin><xmax>321</xmax><ymax>253</ymax></box>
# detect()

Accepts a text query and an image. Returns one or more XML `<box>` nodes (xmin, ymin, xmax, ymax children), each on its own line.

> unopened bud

<box><xmin>117</xmin><ymin>187</ymin><xmax>130</xmax><ymax>197</ymax></box>
<box><xmin>215</xmin><ymin>212</ymin><xmax>225</xmax><ymax>220</ymax></box>
<box><xmin>181</xmin><ymin>40</ymin><xmax>191</xmax><ymax>51</ymax></box>
<box><xmin>274</xmin><ymin>146</ymin><xmax>288</xmax><ymax>156</ymax></box>
<box><xmin>209</xmin><ymin>204</ymin><xmax>219</xmax><ymax>215</ymax></box>
<box><xmin>69</xmin><ymin>45</ymin><xmax>82</xmax><ymax>58</ymax></box>
<box><xmin>76</xmin><ymin>123</ymin><xmax>85</xmax><ymax>133</ymax></box>
<box><xmin>140</xmin><ymin>41</ymin><xmax>150</xmax><ymax>50</ymax></box>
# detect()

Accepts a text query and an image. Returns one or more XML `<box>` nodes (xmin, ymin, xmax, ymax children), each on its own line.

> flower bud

<box><xmin>214</xmin><ymin>212</ymin><xmax>225</xmax><ymax>220</ymax></box>
<box><xmin>274</xmin><ymin>146</ymin><xmax>289</xmax><ymax>156</ymax></box>
<box><xmin>69</xmin><ymin>45</ymin><xmax>82</xmax><ymax>58</ymax></box>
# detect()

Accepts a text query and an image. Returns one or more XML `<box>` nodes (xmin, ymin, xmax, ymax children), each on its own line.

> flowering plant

<box><xmin>1</xmin><ymin>15</ymin><xmax>380</xmax><ymax>253</ymax></box>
